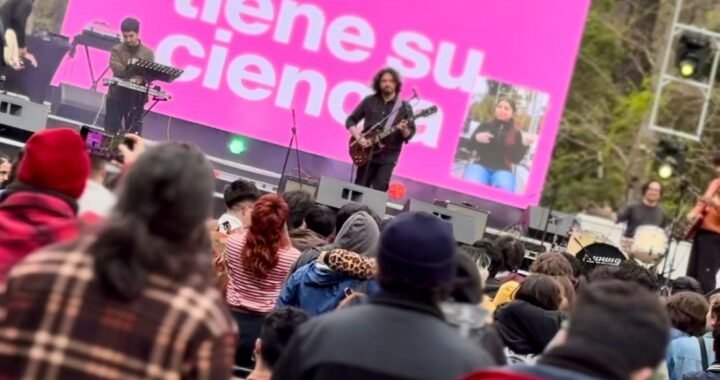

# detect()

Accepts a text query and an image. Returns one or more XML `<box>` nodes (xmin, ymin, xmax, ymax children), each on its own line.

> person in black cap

<box><xmin>272</xmin><ymin>211</ymin><xmax>493</xmax><ymax>380</ymax></box>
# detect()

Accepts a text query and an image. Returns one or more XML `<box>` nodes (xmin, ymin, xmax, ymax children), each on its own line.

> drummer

<box><xmin>617</xmin><ymin>180</ymin><xmax>671</xmax><ymax>238</ymax></box>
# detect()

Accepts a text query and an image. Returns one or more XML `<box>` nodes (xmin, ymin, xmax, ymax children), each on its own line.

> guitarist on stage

<box><xmin>686</xmin><ymin>153</ymin><xmax>720</xmax><ymax>292</ymax></box>
<box><xmin>346</xmin><ymin>67</ymin><xmax>416</xmax><ymax>191</ymax></box>
<box><xmin>0</xmin><ymin>0</ymin><xmax>37</xmax><ymax>71</ymax></box>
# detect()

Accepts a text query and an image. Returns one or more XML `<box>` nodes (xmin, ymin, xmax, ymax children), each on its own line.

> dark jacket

<box><xmin>289</xmin><ymin>227</ymin><xmax>327</xmax><ymax>253</ymax></box>
<box><xmin>0</xmin><ymin>0</ymin><xmax>32</xmax><ymax>48</ymax></box>
<box><xmin>345</xmin><ymin>95</ymin><xmax>417</xmax><ymax>164</ymax></box>
<box><xmin>494</xmin><ymin>300</ymin><xmax>563</xmax><ymax>356</ymax></box>
<box><xmin>288</xmin><ymin>211</ymin><xmax>379</xmax><ymax>276</ymax></box>
<box><xmin>685</xmin><ymin>365</ymin><xmax>720</xmax><ymax>380</ymax></box>
<box><xmin>272</xmin><ymin>291</ymin><xmax>493</xmax><ymax>380</ymax></box>
<box><xmin>469</xmin><ymin>119</ymin><xmax>527</xmax><ymax>171</ymax></box>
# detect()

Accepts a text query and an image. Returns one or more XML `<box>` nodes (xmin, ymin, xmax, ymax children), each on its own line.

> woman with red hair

<box><xmin>224</xmin><ymin>193</ymin><xmax>301</xmax><ymax>369</ymax></box>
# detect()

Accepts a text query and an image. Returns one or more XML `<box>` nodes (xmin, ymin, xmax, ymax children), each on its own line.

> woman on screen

<box><xmin>463</xmin><ymin>98</ymin><xmax>529</xmax><ymax>192</ymax></box>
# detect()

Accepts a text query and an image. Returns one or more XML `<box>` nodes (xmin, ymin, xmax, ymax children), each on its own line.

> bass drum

<box><xmin>575</xmin><ymin>243</ymin><xmax>627</xmax><ymax>270</ymax></box>
<box><xmin>630</xmin><ymin>225</ymin><xmax>668</xmax><ymax>264</ymax></box>
<box><xmin>567</xmin><ymin>231</ymin><xmax>609</xmax><ymax>256</ymax></box>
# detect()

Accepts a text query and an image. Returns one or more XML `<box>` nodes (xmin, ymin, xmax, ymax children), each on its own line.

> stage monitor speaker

<box><xmin>278</xmin><ymin>175</ymin><xmax>319</xmax><ymax>198</ymax></box>
<box><xmin>53</xmin><ymin>83</ymin><xmax>105</xmax><ymax>124</ymax></box>
<box><xmin>406</xmin><ymin>199</ymin><xmax>487</xmax><ymax>244</ymax></box>
<box><xmin>316</xmin><ymin>176</ymin><xmax>387</xmax><ymax>217</ymax></box>
<box><xmin>0</xmin><ymin>93</ymin><xmax>49</xmax><ymax>143</ymax></box>
<box><xmin>528</xmin><ymin>206</ymin><xmax>577</xmax><ymax>238</ymax></box>
<box><xmin>445</xmin><ymin>202</ymin><xmax>490</xmax><ymax>242</ymax></box>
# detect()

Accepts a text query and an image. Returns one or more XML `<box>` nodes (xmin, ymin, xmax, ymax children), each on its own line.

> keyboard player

<box><xmin>104</xmin><ymin>17</ymin><xmax>154</xmax><ymax>135</ymax></box>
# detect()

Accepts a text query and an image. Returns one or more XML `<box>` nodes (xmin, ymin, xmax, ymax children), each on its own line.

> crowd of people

<box><xmin>0</xmin><ymin>127</ymin><xmax>719</xmax><ymax>380</ymax></box>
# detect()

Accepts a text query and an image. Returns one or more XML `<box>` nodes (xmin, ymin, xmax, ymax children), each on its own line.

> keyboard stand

<box><xmin>84</xmin><ymin>44</ymin><xmax>111</xmax><ymax>91</ymax></box>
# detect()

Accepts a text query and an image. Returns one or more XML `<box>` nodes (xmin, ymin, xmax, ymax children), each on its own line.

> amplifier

<box><xmin>0</xmin><ymin>93</ymin><xmax>49</xmax><ymax>142</ymax></box>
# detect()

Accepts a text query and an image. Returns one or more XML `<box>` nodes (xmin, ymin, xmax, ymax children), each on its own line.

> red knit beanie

<box><xmin>18</xmin><ymin>128</ymin><xmax>90</xmax><ymax>199</ymax></box>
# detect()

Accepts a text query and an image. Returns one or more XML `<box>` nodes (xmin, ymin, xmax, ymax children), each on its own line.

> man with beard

<box><xmin>346</xmin><ymin>67</ymin><xmax>416</xmax><ymax>191</ymax></box>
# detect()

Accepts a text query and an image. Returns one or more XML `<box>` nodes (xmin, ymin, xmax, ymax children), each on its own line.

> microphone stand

<box><xmin>540</xmin><ymin>182</ymin><xmax>558</xmax><ymax>246</ymax></box>
<box><xmin>280</xmin><ymin>109</ymin><xmax>303</xmax><ymax>191</ymax></box>
<box><xmin>660</xmin><ymin>178</ymin><xmax>690</xmax><ymax>285</ymax></box>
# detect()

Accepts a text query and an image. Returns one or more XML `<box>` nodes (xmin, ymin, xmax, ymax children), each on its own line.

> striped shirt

<box><xmin>225</xmin><ymin>233</ymin><xmax>301</xmax><ymax>313</ymax></box>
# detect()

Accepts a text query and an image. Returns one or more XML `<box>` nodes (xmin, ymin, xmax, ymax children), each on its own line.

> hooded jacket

<box><xmin>278</xmin><ymin>249</ymin><xmax>376</xmax><ymax>316</ymax></box>
<box><xmin>0</xmin><ymin>189</ymin><xmax>82</xmax><ymax>283</ymax></box>
<box><xmin>288</xmin><ymin>211</ymin><xmax>379</xmax><ymax>275</ymax></box>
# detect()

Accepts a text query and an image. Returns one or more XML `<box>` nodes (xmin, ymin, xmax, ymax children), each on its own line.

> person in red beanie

<box><xmin>0</xmin><ymin>128</ymin><xmax>90</xmax><ymax>282</ymax></box>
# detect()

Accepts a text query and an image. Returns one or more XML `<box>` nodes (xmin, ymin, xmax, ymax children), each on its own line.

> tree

<box><xmin>543</xmin><ymin>0</ymin><xmax>720</xmax><ymax>219</ymax></box>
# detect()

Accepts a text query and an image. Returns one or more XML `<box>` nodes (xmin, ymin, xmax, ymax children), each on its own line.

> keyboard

<box><xmin>102</xmin><ymin>77</ymin><xmax>171</xmax><ymax>100</ymax></box>
<box><xmin>71</xmin><ymin>27</ymin><xmax>121</xmax><ymax>53</ymax></box>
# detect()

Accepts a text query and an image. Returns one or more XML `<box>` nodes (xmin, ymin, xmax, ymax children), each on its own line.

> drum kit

<box><xmin>566</xmin><ymin>224</ymin><xmax>669</xmax><ymax>270</ymax></box>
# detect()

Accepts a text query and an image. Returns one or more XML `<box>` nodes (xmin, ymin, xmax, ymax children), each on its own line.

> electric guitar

<box><xmin>3</xmin><ymin>28</ymin><xmax>21</xmax><ymax>69</ymax></box>
<box><xmin>684</xmin><ymin>188</ymin><xmax>715</xmax><ymax>241</ymax></box>
<box><xmin>348</xmin><ymin>105</ymin><xmax>437</xmax><ymax>167</ymax></box>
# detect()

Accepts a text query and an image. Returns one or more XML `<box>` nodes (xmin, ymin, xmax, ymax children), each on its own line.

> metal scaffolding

<box><xmin>649</xmin><ymin>0</ymin><xmax>720</xmax><ymax>141</ymax></box>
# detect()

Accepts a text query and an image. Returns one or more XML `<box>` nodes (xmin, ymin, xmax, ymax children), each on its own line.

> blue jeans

<box><xmin>463</xmin><ymin>163</ymin><xmax>515</xmax><ymax>192</ymax></box>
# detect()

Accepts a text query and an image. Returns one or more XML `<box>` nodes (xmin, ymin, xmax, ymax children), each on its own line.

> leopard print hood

<box><xmin>332</xmin><ymin>211</ymin><xmax>380</xmax><ymax>257</ymax></box>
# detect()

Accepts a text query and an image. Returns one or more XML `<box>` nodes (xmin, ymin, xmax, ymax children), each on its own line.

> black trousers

<box><xmin>230</xmin><ymin>308</ymin><xmax>267</xmax><ymax>369</ymax></box>
<box><xmin>686</xmin><ymin>229</ymin><xmax>720</xmax><ymax>293</ymax></box>
<box><xmin>355</xmin><ymin>161</ymin><xmax>396</xmax><ymax>192</ymax></box>
<box><xmin>104</xmin><ymin>88</ymin><xmax>146</xmax><ymax>135</ymax></box>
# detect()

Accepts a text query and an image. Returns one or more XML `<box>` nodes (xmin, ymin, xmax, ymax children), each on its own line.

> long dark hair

<box><xmin>494</xmin><ymin>97</ymin><xmax>519</xmax><ymax>146</ymax></box>
<box><xmin>90</xmin><ymin>143</ymin><xmax>215</xmax><ymax>301</ymax></box>
<box><xmin>372</xmin><ymin>67</ymin><xmax>403</xmax><ymax>95</ymax></box>
<box><xmin>242</xmin><ymin>194</ymin><xmax>290</xmax><ymax>278</ymax></box>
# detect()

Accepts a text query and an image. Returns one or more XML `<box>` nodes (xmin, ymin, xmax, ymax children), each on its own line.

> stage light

<box><xmin>227</xmin><ymin>136</ymin><xmax>247</xmax><ymax>155</ymax></box>
<box><xmin>676</xmin><ymin>31</ymin><xmax>713</xmax><ymax>80</ymax></box>
<box><xmin>679</xmin><ymin>59</ymin><xmax>697</xmax><ymax>78</ymax></box>
<box><xmin>388</xmin><ymin>182</ymin><xmax>407</xmax><ymax>200</ymax></box>
<box><xmin>654</xmin><ymin>139</ymin><xmax>685</xmax><ymax>180</ymax></box>
<box><xmin>658</xmin><ymin>163</ymin><xmax>673</xmax><ymax>179</ymax></box>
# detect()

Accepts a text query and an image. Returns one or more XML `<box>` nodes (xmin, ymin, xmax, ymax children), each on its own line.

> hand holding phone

<box><xmin>117</xmin><ymin>133</ymin><xmax>146</xmax><ymax>166</ymax></box>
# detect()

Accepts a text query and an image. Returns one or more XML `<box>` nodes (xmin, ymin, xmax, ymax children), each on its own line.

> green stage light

<box><xmin>228</xmin><ymin>136</ymin><xmax>247</xmax><ymax>155</ymax></box>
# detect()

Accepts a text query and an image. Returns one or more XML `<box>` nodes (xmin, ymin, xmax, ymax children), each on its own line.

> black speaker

<box><xmin>316</xmin><ymin>175</ymin><xmax>388</xmax><ymax>217</ymax></box>
<box><xmin>0</xmin><ymin>93</ymin><xmax>49</xmax><ymax>143</ymax></box>
<box><xmin>278</xmin><ymin>175</ymin><xmax>319</xmax><ymax>198</ymax></box>
<box><xmin>405</xmin><ymin>199</ymin><xmax>488</xmax><ymax>244</ymax></box>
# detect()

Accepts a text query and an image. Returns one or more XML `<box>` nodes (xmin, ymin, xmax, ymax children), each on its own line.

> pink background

<box><xmin>56</xmin><ymin>0</ymin><xmax>590</xmax><ymax>208</ymax></box>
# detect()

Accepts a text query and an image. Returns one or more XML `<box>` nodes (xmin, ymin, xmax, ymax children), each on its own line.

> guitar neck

<box><xmin>372</xmin><ymin>116</ymin><xmax>414</xmax><ymax>143</ymax></box>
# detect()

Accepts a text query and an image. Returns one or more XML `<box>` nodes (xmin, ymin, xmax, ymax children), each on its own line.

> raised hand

<box><xmin>475</xmin><ymin>132</ymin><xmax>494</xmax><ymax>143</ymax></box>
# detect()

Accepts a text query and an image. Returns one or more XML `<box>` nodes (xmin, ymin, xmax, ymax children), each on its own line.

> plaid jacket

<box><xmin>0</xmin><ymin>243</ymin><xmax>238</xmax><ymax>380</ymax></box>
<box><xmin>0</xmin><ymin>191</ymin><xmax>82</xmax><ymax>284</ymax></box>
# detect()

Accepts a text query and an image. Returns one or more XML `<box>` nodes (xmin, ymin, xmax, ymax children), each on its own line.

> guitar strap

<box><xmin>382</xmin><ymin>97</ymin><xmax>404</xmax><ymax>132</ymax></box>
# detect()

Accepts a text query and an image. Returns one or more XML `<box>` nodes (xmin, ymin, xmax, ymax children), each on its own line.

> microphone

<box><xmin>411</xmin><ymin>88</ymin><xmax>419</xmax><ymax>100</ymax></box>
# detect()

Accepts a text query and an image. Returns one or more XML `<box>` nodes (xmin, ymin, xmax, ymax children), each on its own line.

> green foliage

<box><xmin>544</xmin><ymin>0</ymin><xmax>662</xmax><ymax>213</ymax></box>
<box><xmin>546</xmin><ymin>0</ymin><xmax>720</xmax><ymax>218</ymax></box>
